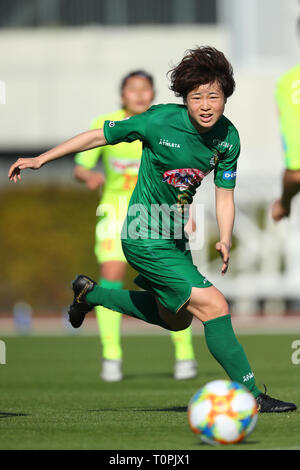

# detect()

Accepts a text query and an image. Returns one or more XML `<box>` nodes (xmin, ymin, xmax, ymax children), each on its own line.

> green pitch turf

<box><xmin>0</xmin><ymin>334</ymin><xmax>299</xmax><ymax>450</ymax></box>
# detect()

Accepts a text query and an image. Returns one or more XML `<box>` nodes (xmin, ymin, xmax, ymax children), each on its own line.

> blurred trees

<box><xmin>0</xmin><ymin>186</ymin><xmax>137</xmax><ymax>313</ymax></box>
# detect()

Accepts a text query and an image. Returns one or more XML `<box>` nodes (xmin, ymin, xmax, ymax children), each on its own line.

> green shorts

<box><xmin>121</xmin><ymin>237</ymin><xmax>212</xmax><ymax>314</ymax></box>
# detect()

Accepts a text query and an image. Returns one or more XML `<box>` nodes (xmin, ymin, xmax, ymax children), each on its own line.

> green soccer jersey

<box><xmin>103</xmin><ymin>103</ymin><xmax>240</xmax><ymax>240</ymax></box>
<box><xmin>74</xmin><ymin>109</ymin><xmax>141</xmax><ymax>196</ymax></box>
<box><xmin>275</xmin><ymin>63</ymin><xmax>300</xmax><ymax>170</ymax></box>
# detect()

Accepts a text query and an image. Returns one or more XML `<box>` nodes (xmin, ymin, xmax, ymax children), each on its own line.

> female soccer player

<box><xmin>9</xmin><ymin>46</ymin><xmax>296</xmax><ymax>412</ymax></box>
<box><xmin>73</xmin><ymin>70</ymin><xmax>197</xmax><ymax>381</ymax></box>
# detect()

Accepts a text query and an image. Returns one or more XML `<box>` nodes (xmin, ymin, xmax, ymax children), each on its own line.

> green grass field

<box><xmin>0</xmin><ymin>334</ymin><xmax>299</xmax><ymax>450</ymax></box>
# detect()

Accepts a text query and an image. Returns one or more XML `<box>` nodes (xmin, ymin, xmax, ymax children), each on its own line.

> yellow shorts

<box><xmin>94</xmin><ymin>193</ymin><xmax>131</xmax><ymax>264</ymax></box>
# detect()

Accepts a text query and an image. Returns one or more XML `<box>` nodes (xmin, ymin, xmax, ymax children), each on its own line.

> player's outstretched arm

<box><xmin>8</xmin><ymin>128</ymin><xmax>107</xmax><ymax>183</ymax></box>
<box><xmin>215</xmin><ymin>186</ymin><xmax>235</xmax><ymax>275</ymax></box>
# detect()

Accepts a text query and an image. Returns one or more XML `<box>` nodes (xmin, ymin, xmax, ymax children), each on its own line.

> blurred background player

<box><xmin>73</xmin><ymin>70</ymin><xmax>197</xmax><ymax>382</ymax></box>
<box><xmin>272</xmin><ymin>62</ymin><xmax>300</xmax><ymax>222</ymax></box>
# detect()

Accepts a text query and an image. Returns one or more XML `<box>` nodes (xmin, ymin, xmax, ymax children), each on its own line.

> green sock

<box><xmin>96</xmin><ymin>279</ymin><xmax>123</xmax><ymax>360</ymax></box>
<box><xmin>203</xmin><ymin>314</ymin><xmax>261</xmax><ymax>398</ymax></box>
<box><xmin>86</xmin><ymin>284</ymin><xmax>171</xmax><ymax>330</ymax></box>
<box><xmin>170</xmin><ymin>327</ymin><xmax>195</xmax><ymax>360</ymax></box>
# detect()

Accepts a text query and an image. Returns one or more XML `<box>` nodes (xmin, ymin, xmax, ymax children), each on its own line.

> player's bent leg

<box><xmin>181</xmin><ymin>286</ymin><xmax>297</xmax><ymax>411</ymax></box>
<box><xmin>177</xmin><ymin>285</ymin><xmax>262</xmax><ymax>398</ymax></box>
<box><xmin>183</xmin><ymin>286</ymin><xmax>229</xmax><ymax>322</ymax></box>
<box><xmin>144</xmin><ymin>286</ymin><xmax>226</xmax><ymax>332</ymax></box>
<box><xmin>156</xmin><ymin>300</ymin><xmax>193</xmax><ymax>331</ymax></box>
<box><xmin>69</xmin><ymin>274</ymin><xmax>179</xmax><ymax>331</ymax></box>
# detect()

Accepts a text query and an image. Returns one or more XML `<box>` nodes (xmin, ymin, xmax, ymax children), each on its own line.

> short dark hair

<box><xmin>120</xmin><ymin>70</ymin><xmax>154</xmax><ymax>92</ymax></box>
<box><xmin>168</xmin><ymin>46</ymin><xmax>235</xmax><ymax>100</ymax></box>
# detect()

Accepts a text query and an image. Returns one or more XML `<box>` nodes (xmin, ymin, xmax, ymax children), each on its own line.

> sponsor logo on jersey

<box><xmin>159</xmin><ymin>138</ymin><xmax>181</xmax><ymax>149</ymax></box>
<box><xmin>162</xmin><ymin>168</ymin><xmax>205</xmax><ymax>190</ymax></box>
<box><xmin>222</xmin><ymin>170</ymin><xmax>237</xmax><ymax>180</ymax></box>
<box><xmin>213</xmin><ymin>138</ymin><xmax>233</xmax><ymax>151</ymax></box>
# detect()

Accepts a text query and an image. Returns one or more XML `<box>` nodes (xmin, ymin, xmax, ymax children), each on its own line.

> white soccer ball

<box><xmin>188</xmin><ymin>380</ymin><xmax>258</xmax><ymax>445</ymax></box>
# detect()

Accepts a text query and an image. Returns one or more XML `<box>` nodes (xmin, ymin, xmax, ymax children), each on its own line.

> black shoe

<box><xmin>256</xmin><ymin>385</ymin><xmax>297</xmax><ymax>413</ymax></box>
<box><xmin>68</xmin><ymin>274</ymin><xmax>97</xmax><ymax>328</ymax></box>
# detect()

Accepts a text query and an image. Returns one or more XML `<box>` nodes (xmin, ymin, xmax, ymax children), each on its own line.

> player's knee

<box><xmin>216</xmin><ymin>296</ymin><xmax>229</xmax><ymax>316</ymax></box>
<box><xmin>208</xmin><ymin>294</ymin><xmax>229</xmax><ymax>318</ymax></box>
<box><xmin>193</xmin><ymin>294</ymin><xmax>229</xmax><ymax>322</ymax></box>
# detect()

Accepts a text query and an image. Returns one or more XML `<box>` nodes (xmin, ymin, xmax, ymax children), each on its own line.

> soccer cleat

<box><xmin>101</xmin><ymin>359</ymin><xmax>123</xmax><ymax>382</ymax></box>
<box><xmin>68</xmin><ymin>274</ymin><xmax>97</xmax><ymax>328</ymax></box>
<box><xmin>256</xmin><ymin>385</ymin><xmax>297</xmax><ymax>413</ymax></box>
<box><xmin>174</xmin><ymin>359</ymin><xmax>198</xmax><ymax>380</ymax></box>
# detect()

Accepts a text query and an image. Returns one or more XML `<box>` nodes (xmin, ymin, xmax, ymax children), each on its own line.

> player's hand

<box><xmin>8</xmin><ymin>156</ymin><xmax>42</xmax><ymax>183</ymax></box>
<box><xmin>271</xmin><ymin>199</ymin><xmax>290</xmax><ymax>222</ymax></box>
<box><xmin>215</xmin><ymin>241</ymin><xmax>230</xmax><ymax>275</ymax></box>
<box><xmin>86</xmin><ymin>172</ymin><xmax>105</xmax><ymax>190</ymax></box>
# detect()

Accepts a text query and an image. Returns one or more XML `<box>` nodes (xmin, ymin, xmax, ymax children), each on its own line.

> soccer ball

<box><xmin>188</xmin><ymin>380</ymin><xmax>258</xmax><ymax>445</ymax></box>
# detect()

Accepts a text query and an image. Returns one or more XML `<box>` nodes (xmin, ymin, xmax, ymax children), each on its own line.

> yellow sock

<box><xmin>96</xmin><ymin>305</ymin><xmax>122</xmax><ymax>360</ymax></box>
<box><xmin>170</xmin><ymin>326</ymin><xmax>195</xmax><ymax>360</ymax></box>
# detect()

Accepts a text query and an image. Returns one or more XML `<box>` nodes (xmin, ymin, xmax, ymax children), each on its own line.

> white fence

<box><xmin>191</xmin><ymin>174</ymin><xmax>300</xmax><ymax>314</ymax></box>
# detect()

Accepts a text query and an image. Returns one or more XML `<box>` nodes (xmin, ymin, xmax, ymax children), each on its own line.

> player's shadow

<box><xmin>134</xmin><ymin>406</ymin><xmax>187</xmax><ymax>413</ymax></box>
<box><xmin>0</xmin><ymin>411</ymin><xmax>28</xmax><ymax>419</ymax></box>
<box><xmin>88</xmin><ymin>406</ymin><xmax>187</xmax><ymax>413</ymax></box>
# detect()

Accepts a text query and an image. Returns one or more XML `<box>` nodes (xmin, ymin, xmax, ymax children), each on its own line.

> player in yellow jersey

<box><xmin>74</xmin><ymin>71</ymin><xmax>198</xmax><ymax>381</ymax></box>
<box><xmin>272</xmin><ymin>63</ymin><xmax>300</xmax><ymax>221</ymax></box>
